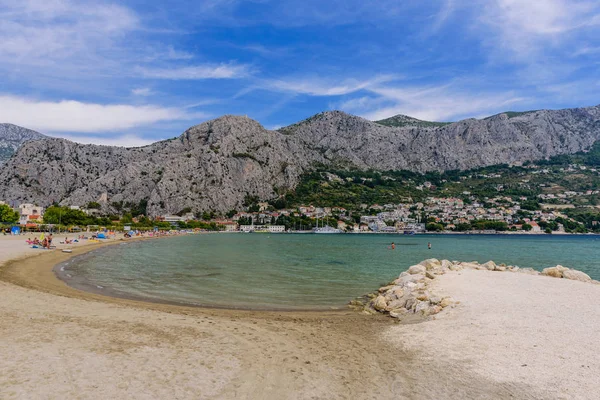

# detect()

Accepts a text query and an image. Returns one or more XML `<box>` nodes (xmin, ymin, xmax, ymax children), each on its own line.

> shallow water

<box><xmin>61</xmin><ymin>233</ymin><xmax>600</xmax><ymax>310</ymax></box>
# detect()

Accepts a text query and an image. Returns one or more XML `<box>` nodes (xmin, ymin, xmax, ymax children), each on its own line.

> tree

<box><xmin>455</xmin><ymin>223</ymin><xmax>471</xmax><ymax>232</ymax></box>
<box><xmin>522</xmin><ymin>223</ymin><xmax>532</xmax><ymax>231</ymax></box>
<box><xmin>86</xmin><ymin>202</ymin><xmax>101</xmax><ymax>209</ymax></box>
<box><xmin>42</xmin><ymin>206</ymin><xmax>65</xmax><ymax>224</ymax></box>
<box><xmin>121</xmin><ymin>213</ymin><xmax>133</xmax><ymax>224</ymax></box>
<box><xmin>0</xmin><ymin>204</ymin><xmax>19</xmax><ymax>224</ymax></box>
<box><xmin>426</xmin><ymin>222</ymin><xmax>443</xmax><ymax>232</ymax></box>
<box><xmin>520</xmin><ymin>200</ymin><xmax>541</xmax><ymax>211</ymax></box>
<box><xmin>43</xmin><ymin>206</ymin><xmax>92</xmax><ymax>226</ymax></box>
<box><xmin>225</xmin><ymin>209</ymin><xmax>237</xmax><ymax>218</ymax></box>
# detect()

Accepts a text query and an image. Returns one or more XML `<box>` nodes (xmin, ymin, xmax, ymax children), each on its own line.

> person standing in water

<box><xmin>391</xmin><ymin>242</ymin><xmax>396</xmax><ymax>250</ymax></box>
<box><xmin>428</xmin><ymin>242</ymin><xmax>432</xmax><ymax>249</ymax></box>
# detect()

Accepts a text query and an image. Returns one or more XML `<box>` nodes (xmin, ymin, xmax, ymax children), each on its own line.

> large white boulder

<box><xmin>373</xmin><ymin>295</ymin><xmax>388</xmax><ymax>311</ymax></box>
<box><xmin>419</xmin><ymin>258</ymin><xmax>442</xmax><ymax>270</ymax></box>
<box><xmin>393</xmin><ymin>273</ymin><xmax>425</xmax><ymax>286</ymax></box>
<box><xmin>562</xmin><ymin>269</ymin><xmax>592</xmax><ymax>283</ymax></box>
<box><xmin>542</xmin><ymin>266</ymin><xmax>564</xmax><ymax>278</ymax></box>
<box><xmin>407</xmin><ymin>264</ymin><xmax>426</xmax><ymax>275</ymax></box>
<box><xmin>481</xmin><ymin>260</ymin><xmax>497</xmax><ymax>271</ymax></box>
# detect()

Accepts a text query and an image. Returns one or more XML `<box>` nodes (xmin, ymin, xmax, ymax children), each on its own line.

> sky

<box><xmin>1</xmin><ymin>0</ymin><xmax>600</xmax><ymax>146</ymax></box>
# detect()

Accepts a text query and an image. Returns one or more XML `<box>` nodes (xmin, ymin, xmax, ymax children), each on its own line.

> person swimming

<box><xmin>391</xmin><ymin>242</ymin><xmax>396</xmax><ymax>250</ymax></box>
<box><xmin>428</xmin><ymin>242</ymin><xmax>432</xmax><ymax>249</ymax></box>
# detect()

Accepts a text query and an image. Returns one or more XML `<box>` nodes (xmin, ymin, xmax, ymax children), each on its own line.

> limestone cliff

<box><xmin>0</xmin><ymin>105</ymin><xmax>599</xmax><ymax>215</ymax></box>
<box><xmin>0</xmin><ymin>123</ymin><xmax>46</xmax><ymax>165</ymax></box>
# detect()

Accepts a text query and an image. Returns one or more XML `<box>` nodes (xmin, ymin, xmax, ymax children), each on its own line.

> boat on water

<box><xmin>312</xmin><ymin>214</ymin><xmax>343</xmax><ymax>234</ymax></box>
<box><xmin>313</xmin><ymin>225</ymin><xmax>343</xmax><ymax>234</ymax></box>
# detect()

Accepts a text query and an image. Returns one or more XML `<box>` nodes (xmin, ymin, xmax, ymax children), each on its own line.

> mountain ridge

<box><xmin>1</xmin><ymin>104</ymin><xmax>600</xmax><ymax>216</ymax></box>
<box><xmin>0</xmin><ymin>123</ymin><xmax>47</xmax><ymax>165</ymax></box>
<box><xmin>374</xmin><ymin>114</ymin><xmax>451</xmax><ymax>128</ymax></box>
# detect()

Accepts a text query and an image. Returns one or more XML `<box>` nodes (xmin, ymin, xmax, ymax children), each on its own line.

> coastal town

<box><xmin>1</xmin><ymin>188</ymin><xmax>596</xmax><ymax>234</ymax></box>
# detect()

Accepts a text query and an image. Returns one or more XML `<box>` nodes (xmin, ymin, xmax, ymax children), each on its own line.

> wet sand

<box><xmin>1</xmin><ymin>235</ymin><xmax>599</xmax><ymax>399</ymax></box>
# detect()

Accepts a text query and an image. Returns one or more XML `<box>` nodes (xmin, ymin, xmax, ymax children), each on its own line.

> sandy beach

<box><xmin>1</xmin><ymin>235</ymin><xmax>599</xmax><ymax>399</ymax></box>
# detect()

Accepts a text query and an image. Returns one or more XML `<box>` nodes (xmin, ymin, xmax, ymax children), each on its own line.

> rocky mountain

<box><xmin>0</xmin><ymin>124</ymin><xmax>46</xmax><ymax>165</ymax></box>
<box><xmin>375</xmin><ymin>114</ymin><xmax>450</xmax><ymax>128</ymax></box>
<box><xmin>0</xmin><ymin>104</ymin><xmax>599</xmax><ymax>216</ymax></box>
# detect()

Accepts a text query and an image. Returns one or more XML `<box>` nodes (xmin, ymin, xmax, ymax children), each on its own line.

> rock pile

<box><xmin>540</xmin><ymin>265</ymin><xmax>593</xmax><ymax>282</ymax></box>
<box><xmin>350</xmin><ymin>259</ymin><xmax>599</xmax><ymax>320</ymax></box>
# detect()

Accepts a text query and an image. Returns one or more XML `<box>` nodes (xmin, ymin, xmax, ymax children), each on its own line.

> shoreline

<box><xmin>46</xmin><ymin>235</ymin><xmax>349</xmax><ymax>312</ymax></box>
<box><xmin>43</xmin><ymin>232</ymin><xmax>600</xmax><ymax>311</ymax></box>
<box><xmin>0</xmin><ymin>234</ymin><xmax>361</xmax><ymax>318</ymax></box>
<box><xmin>52</xmin><ymin>243</ymin><xmax>348</xmax><ymax>313</ymax></box>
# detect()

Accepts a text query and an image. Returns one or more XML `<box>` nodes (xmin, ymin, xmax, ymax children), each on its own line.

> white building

<box><xmin>267</xmin><ymin>225</ymin><xmax>285</xmax><ymax>233</ymax></box>
<box><xmin>18</xmin><ymin>204</ymin><xmax>44</xmax><ymax>225</ymax></box>
<box><xmin>368</xmin><ymin>220</ymin><xmax>388</xmax><ymax>232</ymax></box>
<box><xmin>162</xmin><ymin>215</ymin><xmax>184</xmax><ymax>225</ymax></box>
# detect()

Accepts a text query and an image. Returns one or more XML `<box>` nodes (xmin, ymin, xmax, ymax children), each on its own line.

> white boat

<box><xmin>313</xmin><ymin>214</ymin><xmax>342</xmax><ymax>234</ymax></box>
<box><xmin>313</xmin><ymin>225</ymin><xmax>342</xmax><ymax>234</ymax></box>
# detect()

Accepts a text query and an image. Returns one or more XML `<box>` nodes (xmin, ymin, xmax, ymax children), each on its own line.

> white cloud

<box><xmin>0</xmin><ymin>0</ymin><xmax>138</xmax><ymax>62</ymax></box>
<box><xmin>492</xmin><ymin>0</ymin><xmax>598</xmax><ymax>35</ymax></box>
<box><xmin>337</xmin><ymin>84</ymin><xmax>527</xmax><ymax>122</ymax></box>
<box><xmin>0</xmin><ymin>95</ymin><xmax>203</xmax><ymax>133</ymax></box>
<box><xmin>163</xmin><ymin>46</ymin><xmax>195</xmax><ymax>60</ymax></box>
<box><xmin>479</xmin><ymin>0</ymin><xmax>600</xmax><ymax>59</ymax></box>
<box><xmin>427</xmin><ymin>0</ymin><xmax>456</xmax><ymax>35</ymax></box>
<box><xmin>131</xmin><ymin>87</ymin><xmax>153</xmax><ymax>96</ymax></box>
<box><xmin>267</xmin><ymin>75</ymin><xmax>397</xmax><ymax>96</ymax></box>
<box><xmin>137</xmin><ymin>64</ymin><xmax>251</xmax><ymax>80</ymax></box>
<box><xmin>572</xmin><ymin>46</ymin><xmax>600</xmax><ymax>57</ymax></box>
<box><xmin>55</xmin><ymin>133</ymin><xmax>156</xmax><ymax>148</ymax></box>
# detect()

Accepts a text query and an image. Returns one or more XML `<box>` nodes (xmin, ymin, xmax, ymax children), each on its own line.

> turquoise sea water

<box><xmin>59</xmin><ymin>234</ymin><xmax>600</xmax><ymax>310</ymax></box>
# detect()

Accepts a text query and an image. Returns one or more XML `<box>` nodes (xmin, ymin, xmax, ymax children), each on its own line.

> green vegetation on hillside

<box><xmin>484</xmin><ymin>110</ymin><xmax>538</xmax><ymax>120</ymax></box>
<box><xmin>374</xmin><ymin>115</ymin><xmax>450</xmax><ymax>128</ymax></box>
<box><xmin>274</xmin><ymin>141</ymin><xmax>600</xmax><ymax>213</ymax></box>
<box><xmin>531</xmin><ymin>141</ymin><xmax>600</xmax><ymax>167</ymax></box>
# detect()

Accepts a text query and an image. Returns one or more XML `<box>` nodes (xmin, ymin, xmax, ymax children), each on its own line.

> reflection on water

<box><xmin>63</xmin><ymin>234</ymin><xmax>600</xmax><ymax>310</ymax></box>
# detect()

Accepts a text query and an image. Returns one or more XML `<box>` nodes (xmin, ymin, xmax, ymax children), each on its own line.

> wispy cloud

<box><xmin>479</xmin><ymin>0</ymin><xmax>600</xmax><ymax>59</ymax></box>
<box><xmin>131</xmin><ymin>87</ymin><xmax>153</xmax><ymax>96</ymax></box>
<box><xmin>137</xmin><ymin>63</ymin><xmax>251</xmax><ymax>80</ymax></box>
<box><xmin>337</xmin><ymin>83</ymin><xmax>527</xmax><ymax>122</ymax></box>
<box><xmin>141</xmin><ymin>46</ymin><xmax>196</xmax><ymax>62</ymax></box>
<box><xmin>0</xmin><ymin>0</ymin><xmax>138</xmax><ymax>62</ymax></box>
<box><xmin>572</xmin><ymin>46</ymin><xmax>600</xmax><ymax>57</ymax></box>
<box><xmin>266</xmin><ymin>75</ymin><xmax>397</xmax><ymax>96</ymax></box>
<box><xmin>0</xmin><ymin>94</ymin><xmax>203</xmax><ymax>133</ymax></box>
<box><xmin>426</xmin><ymin>0</ymin><xmax>456</xmax><ymax>35</ymax></box>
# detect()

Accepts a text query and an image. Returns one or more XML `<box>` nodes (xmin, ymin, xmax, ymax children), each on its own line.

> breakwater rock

<box><xmin>350</xmin><ymin>259</ymin><xmax>599</xmax><ymax>320</ymax></box>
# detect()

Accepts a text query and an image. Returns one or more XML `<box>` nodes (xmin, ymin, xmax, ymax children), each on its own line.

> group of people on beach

<box><xmin>27</xmin><ymin>234</ymin><xmax>53</xmax><ymax>249</ymax></box>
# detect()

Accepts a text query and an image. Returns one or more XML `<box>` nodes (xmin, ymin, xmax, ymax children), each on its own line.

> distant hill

<box><xmin>0</xmin><ymin>124</ymin><xmax>46</xmax><ymax>165</ymax></box>
<box><xmin>375</xmin><ymin>114</ymin><xmax>450</xmax><ymax>128</ymax></box>
<box><xmin>0</xmin><ymin>104</ymin><xmax>599</xmax><ymax>216</ymax></box>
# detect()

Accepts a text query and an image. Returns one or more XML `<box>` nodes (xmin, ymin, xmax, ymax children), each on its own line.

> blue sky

<box><xmin>1</xmin><ymin>0</ymin><xmax>599</xmax><ymax>146</ymax></box>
